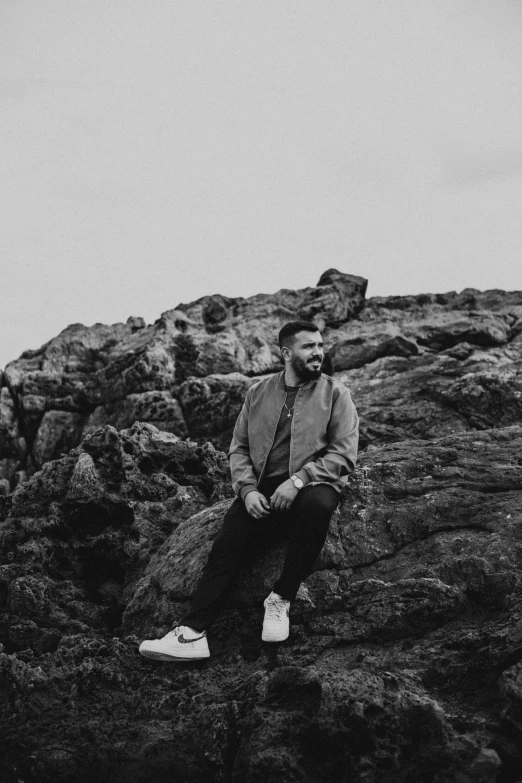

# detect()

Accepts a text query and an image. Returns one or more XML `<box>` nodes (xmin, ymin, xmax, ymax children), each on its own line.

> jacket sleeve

<box><xmin>295</xmin><ymin>386</ymin><xmax>359</xmax><ymax>486</ymax></box>
<box><xmin>228</xmin><ymin>388</ymin><xmax>258</xmax><ymax>499</ymax></box>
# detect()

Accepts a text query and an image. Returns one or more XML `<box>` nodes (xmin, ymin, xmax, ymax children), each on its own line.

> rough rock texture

<box><xmin>0</xmin><ymin>271</ymin><xmax>368</xmax><ymax>487</ymax></box>
<box><xmin>3</xmin><ymin>273</ymin><xmax>522</xmax><ymax>490</ymax></box>
<box><xmin>2</xmin><ymin>274</ymin><xmax>522</xmax><ymax>781</ymax></box>
<box><xmin>1</xmin><ymin>420</ymin><xmax>522</xmax><ymax>782</ymax></box>
<box><xmin>330</xmin><ymin>288</ymin><xmax>522</xmax><ymax>450</ymax></box>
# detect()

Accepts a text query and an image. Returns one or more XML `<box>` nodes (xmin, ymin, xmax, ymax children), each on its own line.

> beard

<box><xmin>291</xmin><ymin>354</ymin><xmax>323</xmax><ymax>382</ymax></box>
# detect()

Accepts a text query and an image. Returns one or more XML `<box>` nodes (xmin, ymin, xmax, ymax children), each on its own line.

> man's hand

<box><xmin>244</xmin><ymin>491</ymin><xmax>271</xmax><ymax>519</ymax></box>
<box><xmin>270</xmin><ymin>479</ymin><xmax>299</xmax><ymax>511</ymax></box>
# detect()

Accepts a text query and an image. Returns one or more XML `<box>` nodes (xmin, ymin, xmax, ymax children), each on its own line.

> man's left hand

<box><xmin>270</xmin><ymin>479</ymin><xmax>299</xmax><ymax>511</ymax></box>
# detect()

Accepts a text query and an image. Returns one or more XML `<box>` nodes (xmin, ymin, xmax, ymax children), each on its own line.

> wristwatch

<box><xmin>290</xmin><ymin>474</ymin><xmax>304</xmax><ymax>490</ymax></box>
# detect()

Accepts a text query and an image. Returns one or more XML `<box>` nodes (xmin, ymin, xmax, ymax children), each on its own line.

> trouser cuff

<box><xmin>273</xmin><ymin>578</ymin><xmax>299</xmax><ymax>602</ymax></box>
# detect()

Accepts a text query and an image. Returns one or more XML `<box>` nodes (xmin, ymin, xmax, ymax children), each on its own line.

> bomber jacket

<box><xmin>228</xmin><ymin>371</ymin><xmax>359</xmax><ymax>499</ymax></box>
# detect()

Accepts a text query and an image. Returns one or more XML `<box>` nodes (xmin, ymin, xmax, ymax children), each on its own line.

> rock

<box><xmin>1</xmin><ymin>270</ymin><xmax>367</xmax><ymax>489</ymax></box>
<box><xmin>32</xmin><ymin>410</ymin><xmax>86</xmax><ymax>469</ymax></box>
<box><xmin>335</xmin><ymin>343</ymin><xmax>522</xmax><ymax>449</ymax></box>
<box><xmin>330</xmin><ymin>330</ymin><xmax>419</xmax><ymax>371</ymax></box>
<box><xmin>84</xmin><ymin>391</ymin><xmax>187</xmax><ymax>438</ymax></box>
<box><xmin>65</xmin><ymin>451</ymin><xmax>104</xmax><ymax>503</ymax></box>
<box><xmin>2</xmin><ymin>274</ymin><xmax>522</xmax><ymax>780</ymax></box>
<box><xmin>1</xmin><ymin>421</ymin><xmax>522</xmax><ymax>780</ymax></box>
<box><xmin>0</xmin><ymin>387</ymin><xmax>23</xmax><ymax>456</ymax></box>
<box><xmin>233</xmin><ymin>669</ymin><xmax>475</xmax><ymax>783</ymax></box>
<box><xmin>414</xmin><ymin>312</ymin><xmax>511</xmax><ymax>350</ymax></box>
<box><xmin>126</xmin><ymin>315</ymin><xmax>146</xmax><ymax>331</ymax></box>
<box><xmin>440</xmin><ymin>369</ymin><xmax>522</xmax><ymax>429</ymax></box>
<box><xmin>0</xmin><ymin>387</ymin><xmax>26</xmax><ymax>485</ymax></box>
<box><xmin>465</xmin><ymin>747</ymin><xmax>502</xmax><ymax>782</ymax></box>
<box><xmin>0</xmin><ymin>422</ymin><xmax>231</xmax><ymax>644</ymax></box>
<box><xmin>499</xmin><ymin>661</ymin><xmax>522</xmax><ymax>732</ymax></box>
<box><xmin>3</xmin><ymin>276</ymin><xmax>522</xmax><ymax>491</ymax></box>
<box><xmin>178</xmin><ymin>372</ymin><xmax>259</xmax><ymax>450</ymax></box>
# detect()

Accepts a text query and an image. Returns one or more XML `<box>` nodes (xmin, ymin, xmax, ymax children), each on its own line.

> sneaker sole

<box><xmin>262</xmin><ymin>630</ymin><xmax>289</xmax><ymax>643</ymax></box>
<box><xmin>139</xmin><ymin>648</ymin><xmax>210</xmax><ymax>661</ymax></box>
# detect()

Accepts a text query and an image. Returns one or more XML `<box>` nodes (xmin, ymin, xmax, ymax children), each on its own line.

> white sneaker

<box><xmin>262</xmin><ymin>592</ymin><xmax>290</xmax><ymax>642</ymax></box>
<box><xmin>139</xmin><ymin>626</ymin><xmax>210</xmax><ymax>661</ymax></box>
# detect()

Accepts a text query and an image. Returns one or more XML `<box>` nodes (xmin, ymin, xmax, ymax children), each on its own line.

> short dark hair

<box><xmin>278</xmin><ymin>321</ymin><xmax>320</xmax><ymax>350</ymax></box>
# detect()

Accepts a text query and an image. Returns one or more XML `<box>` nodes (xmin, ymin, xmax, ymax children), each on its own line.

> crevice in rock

<box><xmin>495</xmin><ymin>645</ymin><xmax>522</xmax><ymax>674</ymax></box>
<box><xmin>2</xmin><ymin>374</ymin><xmax>36</xmax><ymax>477</ymax></box>
<box><xmin>473</xmin><ymin>483</ymin><xmax>522</xmax><ymax>494</ymax></box>
<box><xmin>349</xmin><ymin>524</ymin><xmax>493</xmax><ymax>573</ymax></box>
<box><xmin>424</xmin><ymin>380</ymin><xmax>522</xmax><ymax>435</ymax></box>
<box><xmin>76</xmin><ymin>544</ymin><xmax>126</xmax><ymax>633</ymax></box>
<box><xmin>65</xmin><ymin>502</ymin><xmax>134</xmax><ymax>540</ymax></box>
<box><xmin>384</xmin><ymin>480</ymin><xmax>522</xmax><ymax>499</ymax></box>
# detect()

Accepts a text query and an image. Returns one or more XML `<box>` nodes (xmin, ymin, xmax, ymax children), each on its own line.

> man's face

<box><xmin>284</xmin><ymin>331</ymin><xmax>324</xmax><ymax>381</ymax></box>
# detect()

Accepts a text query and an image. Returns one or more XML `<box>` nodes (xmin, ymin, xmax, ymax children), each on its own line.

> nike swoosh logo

<box><xmin>178</xmin><ymin>633</ymin><xmax>206</xmax><ymax>644</ymax></box>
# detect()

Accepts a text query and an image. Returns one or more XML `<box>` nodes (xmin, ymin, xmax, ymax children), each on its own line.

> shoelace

<box><xmin>265</xmin><ymin>600</ymin><xmax>288</xmax><ymax>621</ymax></box>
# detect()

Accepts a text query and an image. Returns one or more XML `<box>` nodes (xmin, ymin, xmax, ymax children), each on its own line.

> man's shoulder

<box><xmin>247</xmin><ymin>372</ymin><xmax>282</xmax><ymax>395</ymax></box>
<box><xmin>318</xmin><ymin>373</ymin><xmax>352</xmax><ymax>397</ymax></box>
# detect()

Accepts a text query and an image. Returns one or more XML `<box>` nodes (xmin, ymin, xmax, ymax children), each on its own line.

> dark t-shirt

<box><xmin>263</xmin><ymin>385</ymin><xmax>300</xmax><ymax>480</ymax></box>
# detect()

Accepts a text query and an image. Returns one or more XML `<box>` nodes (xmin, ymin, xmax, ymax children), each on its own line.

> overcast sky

<box><xmin>1</xmin><ymin>0</ymin><xmax>522</xmax><ymax>368</ymax></box>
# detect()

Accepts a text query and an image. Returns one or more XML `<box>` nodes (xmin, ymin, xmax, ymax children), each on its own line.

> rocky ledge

<box><xmin>0</xmin><ymin>270</ymin><xmax>367</xmax><ymax>489</ymax></box>
<box><xmin>1</xmin><ymin>420</ymin><xmax>522</xmax><ymax>782</ymax></box>
<box><xmin>2</xmin><ymin>270</ymin><xmax>521</xmax><ymax>491</ymax></box>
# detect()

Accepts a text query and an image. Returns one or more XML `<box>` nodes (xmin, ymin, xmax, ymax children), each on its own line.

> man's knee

<box><xmin>209</xmin><ymin>499</ymin><xmax>254</xmax><ymax>557</ymax></box>
<box><xmin>298</xmin><ymin>485</ymin><xmax>339</xmax><ymax>517</ymax></box>
<box><xmin>220</xmin><ymin>497</ymin><xmax>249</xmax><ymax>530</ymax></box>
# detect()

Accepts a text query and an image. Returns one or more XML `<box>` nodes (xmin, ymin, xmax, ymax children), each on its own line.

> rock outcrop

<box><xmin>0</xmin><ymin>271</ymin><xmax>367</xmax><ymax>485</ymax></box>
<box><xmin>3</xmin><ymin>273</ymin><xmax>521</xmax><ymax>486</ymax></box>
<box><xmin>1</xmin><ymin>272</ymin><xmax>522</xmax><ymax>782</ymax></box>
<box><xmin>1</xmin><ymin>421</ymin><xmax>522</xmax><ymax>781</ymax></box>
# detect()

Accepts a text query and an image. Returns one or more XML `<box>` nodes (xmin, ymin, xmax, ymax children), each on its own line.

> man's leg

<box><xmin>262</xmin><ymin>483</ymin><xmax>339</xmax><ymax>642</ymax></box>
<box><xmin>139</xmin><ymin>494</ymin><xmax>279</xmax><ymax>660</ymax></box>
<box><xmin>139</xmin><ymin>475</ymin><xmax>289</xmax><ymax>661</ymax></box>
<box><xmin>274</xmin><ymin>483</ymin><xmax>339</xmax><ymax>600</ymax></box>
<box><xmin>181</xmin><ymin>493</ymin><xmax>278</xmax><ymax>632</ymax></box>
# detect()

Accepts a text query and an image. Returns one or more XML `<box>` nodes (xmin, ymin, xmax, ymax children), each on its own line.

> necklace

<box><xmin>283</xmin><ymin>394</ymin><xmax>295</xmax><ymax>419</ymax></box>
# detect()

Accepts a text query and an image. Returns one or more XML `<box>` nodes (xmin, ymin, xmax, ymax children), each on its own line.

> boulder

<box><xmin>84</xmin><ymin>391</ymin><xmax>187</xmax><ymax>438</ymax></box>
<box><xmin>178</xmin><ymin>372</ymin><xmax>260</xmax><ymax>451</ymax></box>
<box><xmin>1</xmin><ymin>423</ymin><xmax>521</xmax><ymax>780</ymax></box>
<box><xmin>329</xmin><ymin>330</ymin><xmax>419</xmax><ymax>371</ymax></box>
<box><xmin>32</xmin><ymin>410</ymin><xmax>86</xmax><ymax>469</ymax></box>
<box><xmin>413</xmin><ymin>312</ymin><xmax>511</xmax><ymax>351</ymax></box>
<box><xmin>0</xmin><ymin>387</ymin><xmax>25</xmax><ymax>485</ymax></box>
<box><xmin>336</xmin><ymin>342</ymin><xmax>522</xmax><ymax>449</ymax></box>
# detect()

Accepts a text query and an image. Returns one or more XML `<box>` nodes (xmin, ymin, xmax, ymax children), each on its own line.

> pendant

<box><xmin>287</xmin><ymin>412</ymin><xmax>292</xmax><ymax>418</ymax></box>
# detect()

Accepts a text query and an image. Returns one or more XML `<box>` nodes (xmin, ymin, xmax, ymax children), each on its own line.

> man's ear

<box><xmin>281</xmin><ymin>347</ymin><xmax>290</xmax><ymax>362</ymax></box>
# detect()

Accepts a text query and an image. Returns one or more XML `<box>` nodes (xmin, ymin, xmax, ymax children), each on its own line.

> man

<box><xmin>139</xmin><ymin>321</ymin><xmax>359</xmax><ymax>661</ymax></box>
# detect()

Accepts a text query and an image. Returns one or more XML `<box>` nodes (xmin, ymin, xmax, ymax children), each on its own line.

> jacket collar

<box><xmin>276</xmin><ymin>370</ymin><xmax>321</xmax><ymax>391</ymax></box>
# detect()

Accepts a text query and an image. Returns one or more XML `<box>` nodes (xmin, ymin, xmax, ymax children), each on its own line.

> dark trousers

<box><xmin>181</xmin><ymin>477</ymin><xmax>339</xmax><ymax>631</ymax></box>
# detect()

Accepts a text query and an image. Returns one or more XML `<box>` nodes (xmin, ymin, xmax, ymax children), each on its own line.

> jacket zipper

<box><xmin>288</xmin><ymin>387</ymin><xmax>301</xmax><ymax>476</ymax></box>
<box><xmin>258</xmin><ymin>392</ymin><xmax>287</xmax><ymax>484</ymax></box>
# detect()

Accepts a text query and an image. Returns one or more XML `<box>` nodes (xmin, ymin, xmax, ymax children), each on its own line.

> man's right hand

<box><xmin>244</xmin><ymin>491</ymin><xmax>271</xmax><ymax>519</ymax></box>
